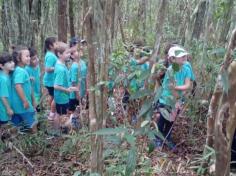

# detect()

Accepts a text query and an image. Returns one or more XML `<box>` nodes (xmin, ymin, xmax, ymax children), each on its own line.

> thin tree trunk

<box><xmin>1</xmin><ymin>0</ymin><xmax>10</xmax><ymax>51</ymax></box>
<box><xmin>202</xmin><ymin>28</ymin><xmax>236</xmax><ymax>175</ymax></box>
<box><xmin>58</xmin><ymin>0</ymin><xmax>68</xmax><ymax>43</ymax></box>
<box><xmin>69</xmin><ymin>0</ymin><xmax>75</xmax><ymax>37</ymax></box>
<box><xmin>218</xmin><ymin>0</ymin><xmax>234</xmax><ymax>44</ymax></box>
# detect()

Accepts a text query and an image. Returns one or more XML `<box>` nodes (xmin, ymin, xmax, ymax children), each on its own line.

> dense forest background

<box><xmin>1</xmin><ymin>0</ymin><xmax>236</xmax><ymax>176</ymax></box>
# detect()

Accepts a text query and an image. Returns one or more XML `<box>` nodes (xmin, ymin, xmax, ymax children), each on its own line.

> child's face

<box><xmin>30</xmin><ymin>55</ymin><xmax>39</xmax><ymax>67</ymax></box>
<box><xmin>0</xmin><ymin>61</ymin><xmax>15</xmax><ymax>72</ymax></box>
<box><xmin>60</xmin><ymin>48</ymin><xmax>71</xmax><ymax>61</ymax></box>
<box><xmin>21</xmin><ymin>50</ymin><xmax>31</xmax><ymax>66</ymax></box>
<box><xmin>175</xmin><ymin>56</ymin><xmax>185</xmax><ymax>65</ymax></box>
<box><xmin>71</xmin><ymin>50</ymin><xmax>79</xmax><ymax>60</ymax></box>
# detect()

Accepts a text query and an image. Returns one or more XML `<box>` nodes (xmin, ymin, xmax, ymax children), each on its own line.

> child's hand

<box><xmin>7</xmin><ymin>108</ymin><xmax>14</xmax><ymax>117</ymax></box>
<box><xmin>23</xmin><ymin>100</ymin><xmax>29</xmax><ymax>109</ymax></box>
<box><xmin>68</xmin><ymin>87</ymin><xmax>79</xmax><ymax>92</ymax></box>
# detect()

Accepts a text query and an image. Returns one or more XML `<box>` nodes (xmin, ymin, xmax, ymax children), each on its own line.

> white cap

<box><xmin>168</xmin><ymin>46</ymin><xmax>189</xmax><ymax>58</ymax></box>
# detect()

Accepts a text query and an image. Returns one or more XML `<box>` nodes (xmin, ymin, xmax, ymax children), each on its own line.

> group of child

<box><xmin>0</xmin><ymin>36</ymin><xmax>87</xmax><ymax>133</ymax></box>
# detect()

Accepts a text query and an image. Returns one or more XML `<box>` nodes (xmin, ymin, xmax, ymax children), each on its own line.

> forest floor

<box><xmin>0</xmin><ymin>111</ymin><xmax>208</xmax><ymax>176</ymax></box>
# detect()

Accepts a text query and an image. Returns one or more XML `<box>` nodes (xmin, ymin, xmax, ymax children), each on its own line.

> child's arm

<box><xmin>45</xmin><ymin>67</ymin><xmax>54</xmax><ymax>72</ymax></box>
<box><xmin>54</xmin><ymin>85</ymin><xmax>73</xmax><ymax>93</ymax></box>
<box><xmin>1</xmin><ymin>97</ymin><xmax>13</xmax><ymax>116</ymax></box>
<box><xmin>15</xmin><ymin>84</ymin><xmax>29</xmax><ymax>109</ymax></box>
<box><xmin>174</xmin><ymin>78</ymin><xmax>191</xmax><ymax>91</ymax></box>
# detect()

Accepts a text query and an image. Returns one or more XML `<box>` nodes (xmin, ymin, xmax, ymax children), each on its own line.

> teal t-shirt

<box><xmin>79</xmin><ymin>59</ymin><xmax>87</xmax><ymax>98</ymax></box>
<box><xmin>43</xmin><ymin>51</ymin><xmax>58</xmax><ymax>87</ymax></box>
<box><xmin>129</xmin><ymin>58</ymin><xmax>149</xmax><ymax>92</ymax></box>
<box><xmin>0</xmin><ymin>71</ymin><xmax>11</xmax><ymax>121</ymax></box>
<box><xmin>159</xmin><ymin>65</ymin><xmax>191</xmax><ymax>106</ymax></box>
<box><xmin>25</xmin><ymin>66</ymin><xmax>41</xmax><ymax>102</ymax></box>
<box><xmin>69</xmin><ymin>62</ymin><xmax>79</xmax><ymax>99</ymax></box>
<box><xmin>184</xmin><ymin>61</ymin><xmax>195</xmax><ymax>81</ymax></box>
<box><xmin>54</xmin><ymin>62</ymin><xmax>70</xmax><ymax>104</ymax></box>
<box><xmin>11</xmin><ymin>66</ymin><xmax>34</xmax><ymax>114</ymax></box>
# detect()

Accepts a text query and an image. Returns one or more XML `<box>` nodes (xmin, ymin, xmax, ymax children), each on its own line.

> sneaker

<box><xmin>131</xmin><ymin>115</ymin><xmax>137</xmax><ymax>125</ymax></box>
<box><xmin>154</xmin><ymin>138</ymin><xmax>163</xmax><ymax>148</ymax></box>
<box><xmin>71</xmin><ymin>116</ymin><xmax>80</xmax><ymax>130</ymax></box>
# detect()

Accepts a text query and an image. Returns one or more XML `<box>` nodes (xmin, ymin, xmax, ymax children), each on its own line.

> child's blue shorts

<box><xmin>11</xmin><ymin>112</ymin><xmax>37</xmax><ymax>129</ymax></box>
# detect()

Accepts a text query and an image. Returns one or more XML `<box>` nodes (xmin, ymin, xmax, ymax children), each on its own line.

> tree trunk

<box><xmin>150</xmin><ymin>0</ymin><xmax>168</xmax><ymax>63</ymax></box>
<box><xmin>218</xmin><ymin>0</ymin><xmax>234</xmax><ymax>44</ymax></box>
<box><xmin>1</xmin><ymin>0</ymin><xmax>10</xmax><ymax>51</ymax></box>
<box><xmin>202</xmin><ymin>28</ymin><xmax>236</xmax><ymax>175</ymax></box>
<box><xmin>69</xmin><ymin>0</ymin><xmax>75</xmax><ymax>37</ymax></box>
<box><xmin>58</xmin><ymin>0</ymin><xmax>68</xmax><ymax>43</ymax></box>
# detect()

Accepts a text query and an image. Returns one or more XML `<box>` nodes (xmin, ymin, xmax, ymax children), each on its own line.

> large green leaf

<box><xmin>220</xmin><ymin>70</ymin><xmax>229</xmax><ymax>94</ymax></box>
<box><xmin>125</xmin><ymin>147</ymin><xmax>137</xmax><ymax>176</ymax></box>
<box><xmin>138</xmin><ymin>99</ymin><xmax>153</xmax><ymax>118</ymax></box>
<box><xmin>130</xmin><ymin>89</ymin><xmax>153</xmax><ymax>100</ymax></box>
<box><xmin>172</xmin><ymin>63</ymin><xmax>180</xmax><ymax>72</ymax></box>
<box><xmin>93</xmin><ymin>128</ymin><xmax>128</xmax><ymax>135</ymax></box>
<box><xmin>209</xmin><ymin>47</ymin><xmax>226</xmax><ymax>58</ymax></box>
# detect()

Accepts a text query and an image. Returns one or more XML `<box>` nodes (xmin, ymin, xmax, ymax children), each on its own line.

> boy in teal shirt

<box><xmin>78</xmin><ymin>48</ymin><xmax>88</xmax><ymax>99</ymax></box>
<box><xmin>26</xmin><ymin>47</ymin><xmax>41</xmax><ymax>111</ymax></box>
<box><xmin>54</xmin><ymin>42</ymin><xmax>78</xmax><ymax>115</ymax></box>
<box><xmin>0</xmin><ymin>52</ymin><xmax>15</xmax><ymax>125</ymax></box>
<box><xmin>155</xmin><ymin>46</ymin><xmax>192</xmax><ymax>149</ymax></box>
<box><xmin>68</xmin><ymin>42</ymin><xmax>79</xmax><ymax>111</ymax></box>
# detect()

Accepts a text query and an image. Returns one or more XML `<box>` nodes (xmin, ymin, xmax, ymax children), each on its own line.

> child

<box><xmin>54</xmin><ymin>42</ymin><xmax>78</xmax><ymax>115</ymax></box>
<box><xmin>25</xmin><ymin>47</ymin><xmax>41</xmax><ymax>111</ymax></box>
<box><xmin>11</xmin><ymin>46</ymin><xmax>37</xmax><ymax>133</ymax></box>
<box><xmin>69</xmin><ymin>37</ymin><xmax>80</xmax><ymax>111</ymax></box>
<box><xmin>0</xmin><ymin>52</ymin><xmax>15</xmax><ymax>125</ymax></box>
<box><xmin>154</xmin><ymin>46</ymin><xmax>192</xmax><ymax>149</ymax></box>
<box><xmin>78</xmin><ymin>47</ymin><xmax>88</xmax><ymax>101</ymax></box>
<box><xmin>43</xmin><ymin>37</ymin><xmax>57</xmax><ymax>120</ymax></box>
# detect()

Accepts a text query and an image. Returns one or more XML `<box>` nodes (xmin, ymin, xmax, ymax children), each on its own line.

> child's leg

<box><xmin>56</xmin><ymin>103</ymin><xmax>69</xmax><ymax>115</ymax></box>
<box><xmin>20</xmin><ymin>112</ymin><xmax>38</xmax><ymax>133</ymax></box>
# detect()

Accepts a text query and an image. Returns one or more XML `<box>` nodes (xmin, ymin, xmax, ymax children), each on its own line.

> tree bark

<box><xmin>218</xmin><ymin>0</ymin><xmax>235</xmax><ymax>44</ymax></box>
<box><xmin>202</xmin><ymin>28</ymin><xmax>236</xmax><ymax>175</ymax></box>
<box><xmin>58</xmin><ymin>0</ymin><xmax>68</xmax><ymax>43</ymax></box>
<box><xmin>69</xmin><ymin>0</ymin><xmax>75</xmax><ymax>37</ymax></box>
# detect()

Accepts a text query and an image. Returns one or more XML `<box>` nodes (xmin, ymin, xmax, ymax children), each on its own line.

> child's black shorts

<box><xmin>45</xmin><ymin>86</ymin><xmax>54</xmax><ymax>97</ymax></box>
<box><xmin>56</xmin><ymin>103</ymin><xmax>69</xmax><ymax>115</ymax></box>
<box><xmin>69</xmin><ymin>99</ymin><xmax>79</xmax><ymax>111</ymax></box>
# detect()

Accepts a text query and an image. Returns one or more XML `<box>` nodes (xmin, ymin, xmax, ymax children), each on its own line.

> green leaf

<box><xmin>125</xmin><ymin>147</ymin><xmax>137</xmax><ymax>176</ymax></box>
<box><xmin>138</xmin><ymin>99</ymin><xmax>153</xmax><ymax>118</ymax></box>
<box><xmin>153</xmin><ymin>87</ymin><xmax>162</xmax><ymax>103</ymax></box>
<box><xmin>141</xmin><ymin>120</ymin><xmax>149</xmax><ymax>127</ymax></box>
<box><xmin>209</xmin><ymin>47</ymin><xmax>226</xmax><ymax>58</ymax></box>
<box><xmin>130</xmin><ymin>89</ymin><xmax>153</xmax><ymax>100</ymax></box>
<box><xmin>148</xmin><ymin>142</ymin><xmax>155</xmax><ymax>154</ymax></box>
<box><xmin>221</xmin><ymin>70</ymin><xmax>229</xmax><ymax>94</ymax></box>
<box><xmin>124</xmin><ymin>134</ymin><xmax>136</xmax><ymax>147</ymax></box>
<box><xmin>93</xmin><ymin>128</ymin><xmax>128</xmax><ymax>135</ymax></box>
<box><xmin>90</xmin><ymin>173</ymin><xmax>101</xmax><ymax>176</ymax></box>
<box><xmin>172</xmin><ymin>63</ymin><xmax>180</xmax><ymax>72</ymax></box>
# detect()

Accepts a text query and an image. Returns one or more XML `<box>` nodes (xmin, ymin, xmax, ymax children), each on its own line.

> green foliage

<box><xmin>125</xmin><ymin>147</ymin><xmax>137</xmax><ymax>176</ymax></box>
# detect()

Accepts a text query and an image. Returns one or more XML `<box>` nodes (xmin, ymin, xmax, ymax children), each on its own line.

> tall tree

<box><xmin>58</xmin><ymin>0</ymin><xmax>68</xmax><ymax>43</ymax></box>
<box><xmin>69</xmin><ymin>0</ymin><xmax>75</xmax><ymax>37</ymax></box>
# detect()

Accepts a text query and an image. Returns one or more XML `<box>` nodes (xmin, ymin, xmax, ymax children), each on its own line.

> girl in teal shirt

<box><xmin>11</xmin><ymin>46</ymin><xmax>37</xmax><ymax>133</ymax></box>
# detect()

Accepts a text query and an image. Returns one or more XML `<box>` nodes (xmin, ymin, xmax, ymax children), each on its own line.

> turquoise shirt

<box><xmin>25</xmin><ymin>66</ymin><xmax>41</xmax><ymax>101</ymax></box>
<box><xmin>43</xmin><ymin>51</ymin><xmax>58</xmax><ymax>87</ymax></box>
<box><xmin>79</xmin><ymin>59</ymin><xmax>87</xmax><ymax>98</ymax></box>
<box><xmin>11</xmin><ymin>66</ymin><xmax>34</xmax><ymax>114</ymax></box>
<box><xmin>159</xmin><ymin>65</ymin><xmax>191</xmax><ymax>106</ymax></box>
<box><xmin>54</xmin><ymin>62</ymin><xmax>70</xmax><ymax>104</ymax></box>
<box><xmin>69</xmin><ymin>62</ymin><xmax>79</xmax><ymax>99</ymax></box>
<box><xmin>184</xmin><ymin>61</ymin><xmax>195</xmax><ymax>81</ymax></box>
<box><xmin>0</xmin><ymin>71</ymin><xmax>11</xmax><ymax>121</ymax></box>
<box><xmin>129</xmin><ymin>58</ymin><xmax>149</xmax><ymax>92</ymax></box>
